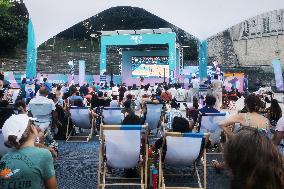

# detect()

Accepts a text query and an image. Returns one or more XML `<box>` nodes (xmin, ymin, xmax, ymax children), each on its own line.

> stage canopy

<box><xmin>24</xmin><ymin>0</ymin><xmax>284</xmax><ymax>47</ymax></box>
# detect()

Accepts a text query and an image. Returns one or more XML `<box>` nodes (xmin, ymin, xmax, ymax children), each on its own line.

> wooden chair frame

<box><xmin>66</xmin><ymin>107</ymin><xmax>94</xmax><ymax>142</ymax></box>
<box><xmin>158</xmin><ymin>132</ymin><xmax>208</xmax><ymax>189</ymax></box>
<box><xmin>98</xmin><ymin>125</ymin><xmax>148</xmax><ymax>189</ymax></box>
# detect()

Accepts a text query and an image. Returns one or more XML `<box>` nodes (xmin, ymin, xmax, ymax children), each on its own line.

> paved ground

<box><xmin>55</xmin><ymin>138</ymin><xmax>231</xmax><ymax>189</ymax></box>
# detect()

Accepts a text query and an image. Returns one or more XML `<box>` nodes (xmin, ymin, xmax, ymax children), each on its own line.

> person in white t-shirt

<box><xmin>211</xmin><ymin>74</ymin><xmax>223</xmax><ymax>110</ymax></box>
<box><xmin>191</xmin><ymin>74</ymin><xmax>199</xmax><ymax>98</ymax></box>
<box><xmin>175</xmin><ymin>84</ymin><xmax>185</xmax><ymax>102</ymax></box>
<box><xmin>168</xmin><ymin>84</ymin><xmax>177</xmax><ymax>98</ymax></box>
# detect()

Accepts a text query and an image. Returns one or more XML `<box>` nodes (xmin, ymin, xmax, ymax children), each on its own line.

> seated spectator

<box><xmin>273</xmin><ymin>116</ymin><xmax>284</xmax><ymax>155</ymax></box>
<box><xmin>160</xmin><ymin>86</ymin><xmax>172</xmax><ymax>102</ymax></box>
<box><xmin>28</xmin><ymin>87</ymin><xmax>59</xmax><ymax>153</ymax></box>
<box><xmin>123</xmin><ymin>94</ymin><xmax>136</xmax><ymax>113</ymax></box>
<box><xmin>91</xmin><ymin>91</ymin><xmax>106</xmax><ymax>109</ymax></box>
<box><xmin>225</xmin><ymin>126</ymin><xmax>284</xmax><ymax>189</ymax></box>
<box><xmin>219</xmin><ymin>94</ymin><xmax>270</xmax><ymax>138</ymax></box>
<box><xmin>109</xmin><ymin>95</ymin><xmax>119</xmax><ymax>107</ymax></box>
<box><xmin>153</xmin><ymin>117</ymin><xmax>195</xmax><ymax>161</ymax></box>
<box><xmin>0</xmin><ymin>114</ymin><xmax>57</xmax><ymax>188</ymax></box>
<box><xmin>79</xmin><ymin>83</ymin><xmax>88</xmax><ymax>96</ymax></box>
<box><xmin>67</xmin><ymin>86</ymin><xmax>84</xmax><ymax>106</ymax></box>
<box><xmin>122</xmin><ymin>109</ymin><xmax>141</xmax><ymax>125</ymax></box>
<box><xmin>185</xmin><ymin>97</ymin><xmax>199</xmax><ymax>125</ymax></box>
<box><xmin>199</xmin><ymin>95</ymin><xmax>220</xmax><ymax>114</ymax></box>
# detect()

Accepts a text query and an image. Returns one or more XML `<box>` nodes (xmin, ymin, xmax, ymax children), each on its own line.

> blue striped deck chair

<box><xmin>66</xmin><ymin>106</ymin><xmax>94</xmax><ymax>142</ymax></box>
<box><xmin>98</xmin><ymin>125</ymin><xmax>148</xmax><ymax>189</ymax></box>
<box><xmin>145</xmin><ymin>103</ymin><xmax>164</xmax><ymax>133</ymax></box>
<box><xmin>29</xmin><ymin>103</ymin><xmax>53</xmax><ymax>131</ymax></box>
<box><xmin>102</xmin><ymin>107</ymin><xmax>123</xmax><ymax>125</ymax></box>
<box><xmin>200</xmin><ymin>112</ymin><xmax>227</xmax><ymax>146</ymax></box>
<box><xmin>159</xmin><ymin>132</ymin><xmax>208</xmax><ymax>189</ymax></box>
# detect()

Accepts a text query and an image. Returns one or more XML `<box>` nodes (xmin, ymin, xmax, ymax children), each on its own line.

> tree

<box><xmin>0</xmin><ymin>0</ymin><xmax>28</xmax><ymax>56</ymax></box>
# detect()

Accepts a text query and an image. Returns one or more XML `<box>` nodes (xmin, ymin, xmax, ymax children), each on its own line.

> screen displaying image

<box><xmin>131</xmin><ymin>56</ymin><xmax>169</xmax><ymax>78</ymax></box>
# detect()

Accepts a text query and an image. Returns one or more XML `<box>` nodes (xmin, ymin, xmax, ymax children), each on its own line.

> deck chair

<box><xmin>66</xmin><ymin>106</ymin><xmax>94</xmax><ymax>142</ymax></box>
<box><xmin>29</xmin><ymin>103</ymin><xmax>53</xmax><ymax>131</ymax></box>
<box><xmin>98</xmin><ymin>125</ymin><xmax>148</xmax><ymax>189</ymax></box>
<box><xmin>102</xmin><ymin>107</ymin><xmax>123</xmax><ymax>125</ymax></box>
<box><xmin>145</xmin><ymin>103</ymin><xmax>164</xmax><ymax>132</ymax></box>
<box><xmin>159</xmin><ymin>132</ymin><xmax>208</xmax><ymax>189</ymax></box>
<box><xmin>200</xmin><ymin>113</ymin><xmax>227</xmax><ymax>146</ymax></box>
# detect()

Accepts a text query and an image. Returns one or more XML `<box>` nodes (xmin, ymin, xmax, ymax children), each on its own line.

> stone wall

<box><xmin>1</xmin><ymin>50</ymin><xmax>121</xmax><ymax>75</ymax></box>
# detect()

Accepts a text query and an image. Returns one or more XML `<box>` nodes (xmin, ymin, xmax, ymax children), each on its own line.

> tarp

<box><xmin>24</xmin><ymin>0</ymin><xmax>284</xmax><ymax>47</ymax></box>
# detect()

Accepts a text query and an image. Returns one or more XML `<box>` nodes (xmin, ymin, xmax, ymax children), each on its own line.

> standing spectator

<box><xmin>0</xmin><ymin>114</ymin><xmax>58</xmax><ymax>189</ymax></box>
<box><xmin>191</xmin><ymin>74</ymin><xmax>200</xmax><ymax>99</ymax></box>
<box><xmin>119</xmin><ymin>84</ymin><xmax>127</xmax><ymax>102</ymax></box>
<box><xmin>211</xmin><ymin>74</ymin><xmax>223</xmax><ymax>110</ymax></box>
<box><xmin>19</xmin><ymin>78</ymin><xmax>27</xmax><ymax>100</ymax></box>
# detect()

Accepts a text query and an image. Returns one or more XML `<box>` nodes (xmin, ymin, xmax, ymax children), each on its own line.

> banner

<box><xmin>79</xmin><ymin>60</ymin><xmax>85</xmax><ymax>86</ymax></box>
<box><xmin>26</xmin><ymin>19</ymin><xmax>37</xmax><ymax>79</ymax></box>
<box><xmin>272</xmin><ymin>58</ymin><xmax>284</xmax><ymax>91</ymax></box>
<box><xmin>198</xmin><ymin>40</ymin><xmax>208</xmax><ymax>80</ymax></box>
<box><xmin>68</xmin><ymin>60</ymin><xmax>75</xmax><ymax>84</ymax></box>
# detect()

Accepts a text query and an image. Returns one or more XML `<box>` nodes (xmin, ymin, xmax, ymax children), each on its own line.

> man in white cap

<box><xmin>0</xmin><ymin>114</ymin><xmax>57</xmax><ymax>188</ymax></box>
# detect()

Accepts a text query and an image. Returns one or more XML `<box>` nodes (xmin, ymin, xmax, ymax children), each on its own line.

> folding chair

<box><xmin>199</xmin><ymin>113</ymin><xmax>226</xmax><ymax>146</ymax></box>
<box><xmin>29</xmin><ymin>103</ymin><xmax>53</xmax><ymax>131</ymax></box>
<box><xmin>145</xmin><ymin>103</ymin><xmax>164</xmax><ymax>135</ymax></box>
<box><xmin>66</xmin><ymin>106</ymin><xmax>94</xmax><ymax>142</ymax></box>
<box><xmin>98</xmin><ymin>125</ymin><xmax>148</xmax><ymax>189</ymax></box>
<box><xmin>159</xmin><ymin>132</ymin><xmax>208</xmax><ymax>189</ymax></box>
<box><xmin>102</xmin><ymin>107</ymin><xmax>123</xmax><ymax>125</ymax></box>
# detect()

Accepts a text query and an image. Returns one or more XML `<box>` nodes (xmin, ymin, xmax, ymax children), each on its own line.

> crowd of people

<box><xmin>0</xmin><ymin>74</ymin><xmax>284</xmax><ymax>189</ymax></box>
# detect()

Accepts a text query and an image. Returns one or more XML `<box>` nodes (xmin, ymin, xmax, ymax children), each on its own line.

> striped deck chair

<box><xmin>159</xmin><ymin>132</ymin><xmax>208</xmax><ymax>189</ymax></box>
<box><xmin>66</xmin><ymin>106</ymin><xmax>94</xmax><ymax>142</ymax></box>
<box><xmin>145</xmin><ymin>103</ymin><xmax>164</xmax><ymax>136</ymax></box>
<box><xmin>98</xmin><ymin>125</ymin><xmax>148</xmax><ymax>189</ymax></box>
<box><xmin>200</xmin><ymin>113</ymin><xmax>227</xmax><ymax>146</ymax></box>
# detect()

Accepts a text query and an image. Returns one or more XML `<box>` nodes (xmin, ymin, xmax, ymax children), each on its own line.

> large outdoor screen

<box><xmin>131</xmin><ymin>56</ymin><xmax>169</xmax><ymax>78</ymax></box>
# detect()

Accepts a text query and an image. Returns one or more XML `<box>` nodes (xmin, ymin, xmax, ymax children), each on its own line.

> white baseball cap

<box><xmin>2</xmin><ymin>114</ymin><xmax>36</xmax><ymax>143</ymax></box>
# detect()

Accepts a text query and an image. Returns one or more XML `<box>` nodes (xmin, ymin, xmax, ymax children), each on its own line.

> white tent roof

<box><xmin>24</xmin><ymin>0</ymin><xmax>284</xmax><ymax>47</ymax></box>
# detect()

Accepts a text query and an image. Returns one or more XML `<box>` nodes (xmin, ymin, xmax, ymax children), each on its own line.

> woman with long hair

<box><xmin>225</xmin><ymin>126</ymin><xmax>284</xmax><ymax>189</ymax></box>
<box><xmin>266</xmin><ymin>99</ymin><xmax>282</xmax><ymax>128</ymax></box>
<box><xmin>219</xmin><ymin>94</ymin><xmax>270</xmax><ymax>137</ymax></box>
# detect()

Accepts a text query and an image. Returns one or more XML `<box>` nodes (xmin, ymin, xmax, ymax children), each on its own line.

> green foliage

<box><xmin>0</xmin><ymin>0</ymin><xmax>28</xmax><ymax>57</ymax></box>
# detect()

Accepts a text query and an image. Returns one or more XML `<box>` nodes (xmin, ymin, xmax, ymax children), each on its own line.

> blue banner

<box><xmin>26</xmin><ymin>19</ymin><xmax>37</xmax><ymax>79</ymax></box>
<box><xmin>198</xmin><ymin>40</ymin><xmax>208</xmax><ymax>80</ymax></box>
<box><xmin>272</xmin><ymin>58</ymin><xmax>284</xmax><ymax>91</ymax></box>
<box><xmin>79</xmin><ymin>60</ymin><xmax>85</xmax><ymax>86</ymax></box>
